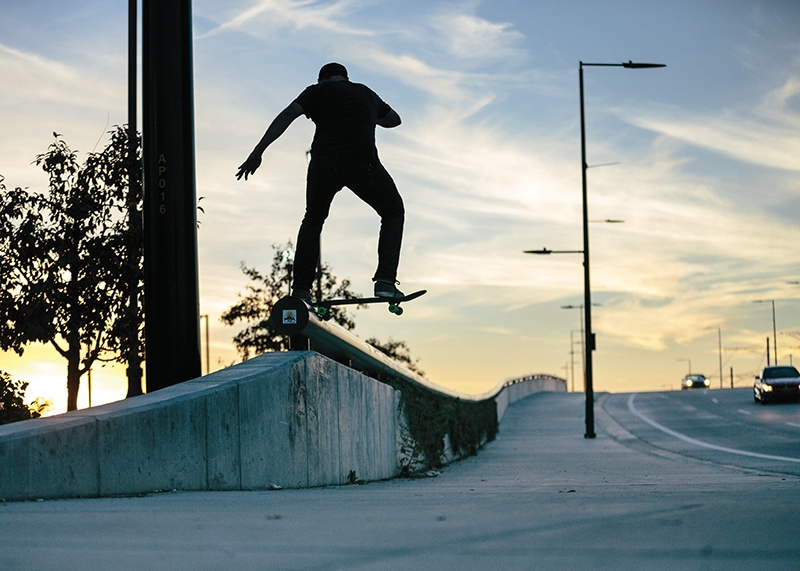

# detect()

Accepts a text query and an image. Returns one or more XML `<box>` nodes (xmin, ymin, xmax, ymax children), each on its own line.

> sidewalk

<box><xmin>1</xmin><ymin>392</ymin><xmax>798</xmax><ymax>570</ymax></box>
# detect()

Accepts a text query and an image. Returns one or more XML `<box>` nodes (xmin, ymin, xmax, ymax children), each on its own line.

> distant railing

<box><xmin>502</xmin><ymin>372</ymin><xmax>567</xmax><ymax>388</ymax></box>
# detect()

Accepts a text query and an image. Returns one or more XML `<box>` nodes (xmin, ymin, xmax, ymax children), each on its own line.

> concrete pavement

<box><xmin>1</xmin><ymin>391</ymin><xmax>798</xmax><ymax>570</ymax></box>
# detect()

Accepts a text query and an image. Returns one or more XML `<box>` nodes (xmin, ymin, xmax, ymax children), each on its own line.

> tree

<box><xmin>0</xmin><ymin>128</ymin><xmax>143</xmax><ymax>411</ymax></box>
<box><xmin>96</xmin><ymin>127</ymin><xmax>144</xmax><ymax>399</ymax></box>
<box><xmin>0</xmin><ymin>370</ymin><xmax>50</xmax><ymax>425</ymax></box>
<box><xmin>222</xmin><ymin>243</ymin><xmax>424</xmax><ymax>375</ymax></box>
<box><xmin>221</xmin><ymin>243</ymin><xmax>365</xmax><ymax>359</ymax></box>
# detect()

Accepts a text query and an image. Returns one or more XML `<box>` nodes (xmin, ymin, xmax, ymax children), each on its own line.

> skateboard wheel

<box><xmin>317</xmin><ymin>306</ymin><xmax>328</xmax><ymax>318</ymax></box>
<box><xmin>389</xmin><ymin>304</ymin><xmax>403</xmax><ymax>316</ymax></box>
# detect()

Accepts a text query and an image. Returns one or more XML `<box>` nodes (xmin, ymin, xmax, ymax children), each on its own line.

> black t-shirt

<box><xmin>293</xmin><ymin>80</ymin><xmax>392</xmax><ymax>162</ymax></box>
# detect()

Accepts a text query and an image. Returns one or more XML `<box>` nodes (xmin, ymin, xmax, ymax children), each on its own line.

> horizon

<box><xmin>2</xmin><ymin>0</ymin><xmax>800</xmax><ymax>414</ymax></box>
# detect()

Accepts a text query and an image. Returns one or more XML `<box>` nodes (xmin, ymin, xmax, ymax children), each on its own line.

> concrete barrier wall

<box><xmin>0</xmin><ymin>352</ymin><xmax>398</xmax><ymax>501</ymax></box>
<box><xmin>0</xmin><ymin>352</ymin><xmax>562</xmax><ymax>501</ymax></box>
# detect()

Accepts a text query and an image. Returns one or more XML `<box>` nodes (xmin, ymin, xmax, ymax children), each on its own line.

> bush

<box><xmin>0</xmin><ymin>371</ymin><xmax>49</xmax><ymax>425</ymax></box>
<box><xmin>385</xmin><ymin>376</ymin><xmax>498</xmax><ymax>473</ymax></box>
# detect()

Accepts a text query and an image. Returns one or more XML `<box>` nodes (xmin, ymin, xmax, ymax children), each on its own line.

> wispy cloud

<box><xmin>198</xmin><ymin>0</ymin><xmax>533</xmax><ymax>122</ymax></box>
<box><xmin>196</xmin><ymin>0</ymin><xmax>374</xmax><ymax>40</ymax></box>
<box><xmin>625</xmin><ymin>73</ymin><xmax>800</xmax><ymax>172</ymax></box>
<box><xmin>0</xmin><ymin>42</ymin><xmax>125</xmax><ymax>190</ymax></box>
<box><xmin>0</xmin><ymin>43</ymin><xmax>122</xmax><ymax>112</ymax></box>
<box><xmin>428</xmin><ymin>9</ymin><xmax>526</xmax><ymax>67</ymax></box>
<box><xmin>629</xmin><ymin>112</ymin><xmax>800</xmax><ymax>172</ymax></box>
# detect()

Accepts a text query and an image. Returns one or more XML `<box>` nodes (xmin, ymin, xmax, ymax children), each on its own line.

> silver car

<box><xmin>753</xmin><ymin>365</ymin><xmax>800</xmax><ymax>404</ymax></box>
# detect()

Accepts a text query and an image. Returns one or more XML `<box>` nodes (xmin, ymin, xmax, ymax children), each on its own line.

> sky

<box><xmin>2</xmin><ymin>0</ymin><xmax>800</xmax><ymax>414</ymax></box>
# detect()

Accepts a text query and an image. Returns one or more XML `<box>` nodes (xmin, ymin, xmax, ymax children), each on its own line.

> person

<box><xmin>236</xmin><ymin>62</ymin><xmax>405</xmax><ymax>304</ymax></box>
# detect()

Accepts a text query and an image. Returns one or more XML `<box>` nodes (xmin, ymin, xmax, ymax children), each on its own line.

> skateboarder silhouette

<box><xmin>237</xmin><ymin>62</ymin><xmax>405</xmax><ymax>305</ymax></box>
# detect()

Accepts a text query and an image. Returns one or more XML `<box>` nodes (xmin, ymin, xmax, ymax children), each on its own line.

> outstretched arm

<box><xmin>377</xmin><ymin>109</ymin><xmax>401</xmax><ymax>128</ymax></box>
<box><xmin>236</xmin><ymin>102</ymin><xmax>305</xmax><ymax>180</ymax></box>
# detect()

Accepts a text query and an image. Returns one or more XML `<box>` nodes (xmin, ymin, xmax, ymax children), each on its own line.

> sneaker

<box><xmin>374</xmin><ymin>279</ymin><xmax>405</xmax><ymax>299</ymax></box>
<box><xmin>291</xmin><ymin>289</ymin><xmax>313</xmax><ymax>304</ymax></box>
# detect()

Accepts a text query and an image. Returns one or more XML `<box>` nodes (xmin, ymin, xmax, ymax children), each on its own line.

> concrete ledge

<box><xmin>0</xmin><ymin>415</ymin><xmax>99</xmax><ymax>500</ymax></box>
<box><xmin>0</xmin><ymin>352</ymin><xmax>564</xmax><ymax>501</ymax></box>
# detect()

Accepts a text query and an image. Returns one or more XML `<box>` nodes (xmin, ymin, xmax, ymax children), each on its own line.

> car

<box><xmin>753</xmin><ymin>365</ymin><xmax>800</xmax><ymax>404</ymax></box>
<box><xmin>681</xmin><ymin>374</ymin><xmax>711</xmax><ymax>390</ymax></box>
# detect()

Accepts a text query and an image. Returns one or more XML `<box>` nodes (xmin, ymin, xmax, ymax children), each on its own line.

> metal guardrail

<box><xmin>270</xmin><ymin>296</ymin><xmax>566</xmax><ymax>402</ymax></box>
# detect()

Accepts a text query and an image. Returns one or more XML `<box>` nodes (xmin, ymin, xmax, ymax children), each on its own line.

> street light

<box><xmin>677</xmin><ymin>357</ymin><xmax>692</xmax><ymax>375</ymax></box>
<box><xmin>582</xmin><ymin>60</ymin><xmax>666</xmax><ymax>438</ymax></box>
<box><xmin>526</xmin><ymin>60</ymin><xmax>664</xmax><ymax>438</ymax></box>
<box><xmin>524</xmin><ymin>248</ymin><xmax>584</xmax><ymax>255</ymax></box>
<box><xmin>579</xmin><ymin>61</ymin><xmax>665</xmax><ymax>437</ymax></box>
<box><xmin>753</xmin><ymin>299</ymin><xmax>777</xmax><ymax>365</ymax></box>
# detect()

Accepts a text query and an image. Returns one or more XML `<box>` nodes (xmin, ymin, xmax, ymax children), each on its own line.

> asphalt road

<box><xmin>1</xmin><ymin>390</ymin><xmax>798</xmax><ymax>570</ymax></box>
<box><xmin>601</xmin><ymin>388</ymin><xmax>800</xmax><ymax>477</ymax></box>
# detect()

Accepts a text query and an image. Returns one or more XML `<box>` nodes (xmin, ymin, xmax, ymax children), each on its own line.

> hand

<box><xmin>236</xmin><ymin>153</ymin><xmax>262</xmax><ymax>181</ymax></box>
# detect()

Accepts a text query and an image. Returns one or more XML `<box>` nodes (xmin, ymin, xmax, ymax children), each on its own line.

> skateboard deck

<box><xmin>314</xmin><ymin>289</ymin><xmax>426</xmax><ymax>319</ymax></box>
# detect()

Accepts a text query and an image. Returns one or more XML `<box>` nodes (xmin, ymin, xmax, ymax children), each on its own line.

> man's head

<box><xmin>318</xmin><ymin>62</ymin><xmax>348</xmax><ymax>82</ymax></box>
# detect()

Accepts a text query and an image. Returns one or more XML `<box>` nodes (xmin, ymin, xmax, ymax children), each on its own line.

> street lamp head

<box><xmin>581</xmin><ymin>61</ymin><xmax>666</xmax><ymax>69</ymax></box>
<box><xmin>524</xmin><ymin>248</ymin><xmax>584</xmax><ymax>255</ymax></box>
<box><xmin>622</xmin><ymin>61</ymin><xmax>666</xmax><ymax>69</ymax></box>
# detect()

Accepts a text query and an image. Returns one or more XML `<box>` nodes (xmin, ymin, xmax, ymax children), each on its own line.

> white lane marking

<box><xmin>738</xmin><ymin>409</ymin><xmax>752</xmax><ymax>415</ymax></box>
<box><xmin>712</xmin><ymin>398</ymin><xmax>719</xmax><ymax>403</ymax></box>
<box><xmin>787</xmin><ymin>422</ymin><xmax>800</xmax><ymax>428</ymax></box>
<box><xmin>627</xmin><ymin>393</ymin><xmax>800</xmax><ymax>463</ymax></box>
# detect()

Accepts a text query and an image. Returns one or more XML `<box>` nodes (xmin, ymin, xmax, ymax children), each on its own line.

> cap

<box><xmin>318</xmin><ymin>62</ymin><xmax>348</xmax><ymax>81</ymax></box>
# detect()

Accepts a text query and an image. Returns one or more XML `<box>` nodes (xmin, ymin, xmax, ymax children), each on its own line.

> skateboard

<box><xmin>314</xmin><ymin>289</ymin><xmax>427</xmax><ymax>320</ymax></box>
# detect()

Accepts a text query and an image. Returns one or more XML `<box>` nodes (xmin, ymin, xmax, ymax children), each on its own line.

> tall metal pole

<box><xmin>579</xmin><ymin>62</ymin><xmax>596</xmax><ymax>439</ymax></box>
<box><xmin>561</xmin><ymin>305</ymin><xmax>587</xmax><ymax>390</ymax></box>
<box><xmin>569</xmin><ymin>331</ymin><xmax>576</xmax><ymax>392</ymax></box>
<box><xmin>754</xmin><ymin>299</ymin><xmax>778</xmax><ymax>366</ymax></box>
<box><xmin>125</xmin><ymin>0</ymin><xmax>144</xmax><ymax>398</ymax></box>
<box><xmin>530</xmin><ymin>61</ymin><xmax>663</xmax><ymax>435</ymax></box>
<box><xmin>578</xmin><ymin>60</ymin><xmax>664</xmax><ymax>437</ymax></box>
<box><xmin>771</xmin><ymin>300</ymin><xmax>777</xmax><ymax>365</ymax></box>
<box><xmin>143</xmin><ymin>0</ymin><xmax>202</xmax><ymax>391</ymax></box>
<box><xmin>579</xmin><ymin>305</ymin><xmax>586</xmax><ymax>388</ymax></box>
<box><xmin>199</xmin><ymin>314</ymin><xmax>210</xmax><ymax>375</ymax></box>
<box><xmin>717</xmin><ymin>327</ymin><xmax>723</xmax><ymax>389</ymax></box>
<box><xmin>767</xmin><ymin>337</ymin><xmax>771</xmax><ymax>367</ymax></box>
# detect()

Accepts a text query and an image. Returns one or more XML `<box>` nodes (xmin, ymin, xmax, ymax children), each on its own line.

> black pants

<box><xmin>292</xmin><ymin>154</ymin><xmax>405</xmax><ymax>292</ymax></box>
